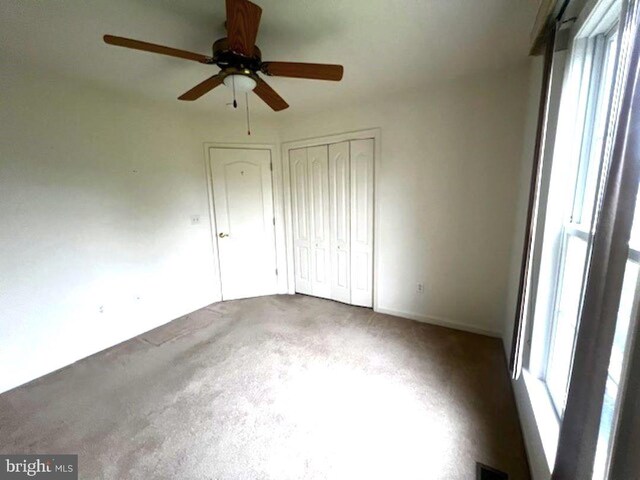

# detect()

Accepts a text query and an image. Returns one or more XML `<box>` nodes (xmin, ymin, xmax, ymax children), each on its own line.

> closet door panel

<box><xmin>290</xmin><ymin>148</ymin><xmax>312</xmax><ymax>295</ymax></box>
<box><xmin>307</xmin><ymin>145</ymin><xmax>332</xmax><ymax>299</ymax></box>
<box><xmin>329</xmin><ymin>142</ymin><xmax>351</xmax><ymax>303</ymax></box>
<box><xmin>350</xmin><ymin>139</ymin><xmax>374</xmax><ymax>307</ymax></box>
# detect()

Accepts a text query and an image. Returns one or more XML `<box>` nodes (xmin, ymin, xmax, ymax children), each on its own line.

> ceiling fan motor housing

<box><xmin>212</xmin><ymin>38</ymin><xmax>262</xmax><ymax>80</ymax></box>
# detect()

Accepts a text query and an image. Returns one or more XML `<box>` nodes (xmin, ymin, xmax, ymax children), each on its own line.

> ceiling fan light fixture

<box><xmin>223</xmin><ymin>74</ymin><xmax>257</xmax><ymax>93</ymax></box>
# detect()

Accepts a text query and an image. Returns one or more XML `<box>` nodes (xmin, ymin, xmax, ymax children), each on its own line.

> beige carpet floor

<box><xmin>0</xmin><ymin>294</ymin><xmax>529</xmax><ymax>479</ymax></box>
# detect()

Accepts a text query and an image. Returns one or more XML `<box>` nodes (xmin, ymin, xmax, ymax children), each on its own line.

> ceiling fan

<box><xmin>103</xmin><ymin>0</ymin><xmax>344</xmax><ymax>112</ymax></box>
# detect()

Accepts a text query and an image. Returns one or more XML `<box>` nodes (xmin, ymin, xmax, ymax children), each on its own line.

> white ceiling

<box><xmin>1</xmin><ymin>0</ymin><xmax>538</xmax><ymax>116</ymax></box>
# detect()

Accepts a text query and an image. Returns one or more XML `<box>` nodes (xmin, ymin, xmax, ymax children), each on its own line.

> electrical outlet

<box><xmin>417</xmin><ymin>283</ymin><xmax>424</xmax><ymax>294</ymax></box>
<box><xmin>190</xmin><ymin>215</ymin><xmax>201</xmax><ymax>225</ymax></box>
<box><xmin>99</xmin><ymin>305</ymin><xmax>104</xmax><ymax>313</ymax></box>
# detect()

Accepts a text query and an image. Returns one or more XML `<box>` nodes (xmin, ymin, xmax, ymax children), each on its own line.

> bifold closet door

<box><xmin>290</xmin><ymin>148</ymin><xmax>312</xmax><ymax>295</ymax></box>
<box><xmin>290</xmin><ymin>139</ymin><xmax>374</xmax><ymax>307</ymax></box>
<box><xmin>329</xmin><ymin>142</ymin><xmax>351</xmax><ymax>304</ymax></box>
<box><xmin>307</xmin><ymin>145</ymin><xmax>332</xmax><ymax>299</ymax></box>
<box><xmin>350</xmin><ymin>139</ymin><xmax>374</xmax><ymax>307</ymax></box>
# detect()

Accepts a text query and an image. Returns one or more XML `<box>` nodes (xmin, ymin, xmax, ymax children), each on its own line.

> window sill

<box><xmin>523</xmin><ymin>369</ymin><xmax>560</xmax><ymax>470</ymax></box>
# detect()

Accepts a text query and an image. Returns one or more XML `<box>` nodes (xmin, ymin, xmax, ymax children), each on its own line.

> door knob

<box><xmin>218</xmin><ymin>232</ymin><xmax>229</xmax><ymax>238</ymax></box>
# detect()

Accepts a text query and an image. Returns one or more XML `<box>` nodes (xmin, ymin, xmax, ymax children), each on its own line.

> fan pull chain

<box><xmin>232</xmin><ymin>76</ymin><xmax>238</xmax><ymax>109</ymax></box>
<box><xmin>245</xmin><ymin>92</ymin><xmax>251</xmax><ymax>136</ymax></box>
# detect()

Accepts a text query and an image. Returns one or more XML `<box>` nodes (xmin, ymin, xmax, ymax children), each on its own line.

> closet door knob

<box><xmin>218</xmin><ymin>232</ymin><xmax>229</xmax><ymax>238</ymax></box>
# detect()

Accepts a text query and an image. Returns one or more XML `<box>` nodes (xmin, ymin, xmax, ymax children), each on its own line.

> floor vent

<box><xmin>476</xmin><ymin>462</ymin><xmax>509</xmax><ymax>480</ymax></box>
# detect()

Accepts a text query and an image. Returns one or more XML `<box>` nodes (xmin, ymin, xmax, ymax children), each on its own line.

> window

<box><xmin>524</xmin><ymin>0</ymin><xmax>637</xmax><ymax>475</ymax></box>
<box><xmin>592</xmin><ymin>192</ymin><xmax>640</xmax><ymax>479</ymax></box>
<box><xmin>544</xmin><ymin>27</ymin><xmax>617</xmax><ymax>417</ymax></box>
<box><xmin>544</xmin><ymin>24</ymin><xmax>619</xmax><ymax>415</ymax></box>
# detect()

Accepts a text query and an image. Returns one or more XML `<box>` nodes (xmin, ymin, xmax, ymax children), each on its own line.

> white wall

<box><xmin>278</xmin><ymin>64</ymin><xmax>532</xmax><ymax>336</ymax></box>
<box><xmin>1</xmin><ymin>61</ymin><xmax>534</xmax><ymax>394</ymax></box>
<box><xmin>0</xmin><ymin>64</ymin><xmax>280</xmax><ymax>393</ymax></box>
<box><xmin>502</xmin><ymin>56</ymin><xmax>544</xmax><ymax>353</ymax></box>
<box><xmin>499</xmin><ymin>57</ymin><xmax>553</xmax><ymax>480</ymax></box>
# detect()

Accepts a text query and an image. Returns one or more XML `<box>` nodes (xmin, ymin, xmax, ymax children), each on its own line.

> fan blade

<box><xmin>225</xmin><ymin>0</ymin><xmax>262</xmax><ymax>57</ymax></box>
<box><xmin>178</xmin><ymin>75</ymin><xmax>224</xmax><ymax>101</ymax></box>
<box><xmin>103</xmin><ymin>35</ymin><xmax>211</xmax><ymax>63</ymax></box>
<box><xmin>253</xmin><ymin>77</ymin><xmax>288</xmax><ymax>111</ymax></box>
<box><xmin>261</xmin><ymin>62</ymin><xmax>343</xmax><ymax>81</ymax></box>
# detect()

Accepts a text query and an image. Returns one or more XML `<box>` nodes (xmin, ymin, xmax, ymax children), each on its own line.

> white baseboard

<box><xmin>373</xmin><ymin>306</ymin><xmax>502</xmax><ymax>338</ymax></box>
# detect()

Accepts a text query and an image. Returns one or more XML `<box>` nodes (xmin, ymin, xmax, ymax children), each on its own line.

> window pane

<box><xmin>574</xmin><ymin>32</ymin><xmax>618</xmax><ymax>227</ymax></box>
<box><xmin>593</xmin><ymin>375</ymin><xmax>619</xmax><ymax>480</ymax></box>
<box><xmin>546</xmin><ymin>234</ymin><xmax>589</xmax><ymax>412</ymax></box>
<box><xmin>556</xmin><ymin>235</ymin><xmax>589</xmax><ymax>327</ymax></box>
<box><xmin>593</xmin><ymin>184</ymin><xmax>640</xmax><ymax>480</ymax></box>
<box><xmin>592</xmin><ymin>259</ymin><xmax>639</xmax><ymax>479</ymax></box>
<box><xmin>610</xmin><ymin>261</ymin><xmax>638</xmax><ymax>382</ymax></box>
<box><xmin>629</xmin><ymin>183</ymin><xmax>640</xmax><ymax>250</ymax></box>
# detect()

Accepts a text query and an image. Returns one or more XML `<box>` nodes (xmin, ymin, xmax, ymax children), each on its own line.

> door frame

<box><xmin>281</xmin><ymin>128</ymin><xmax>382</xmax><ymax>309</ymax></box>
<box><xmin>203</xmin><ymin>142</ymin><xmax>289</xmax><ymax>301</ymax></box>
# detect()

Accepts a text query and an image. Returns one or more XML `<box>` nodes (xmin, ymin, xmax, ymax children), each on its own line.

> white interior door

<box><xmin>307</xmin><ymin>145</ymin><xmax>332</xmax><ymax>299</ymax></box>
<box><xmin>350</xmin><ymin>139</ymin><xmax>374</xmax><ymax>307</ymax></box>
<box><xmin>209</xmin><ymin>147</ymin><xmax>278</xmax><ymax>301</ymax></box>
<box><xmin>329</xmin><ymin>142</ymin><xmax>351</xmax><ymax>303</ymax></box>
<box><xmin>289</xmin><ymin>148</ymin><xmax>312</xmax><ymax>295</ymax></box>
